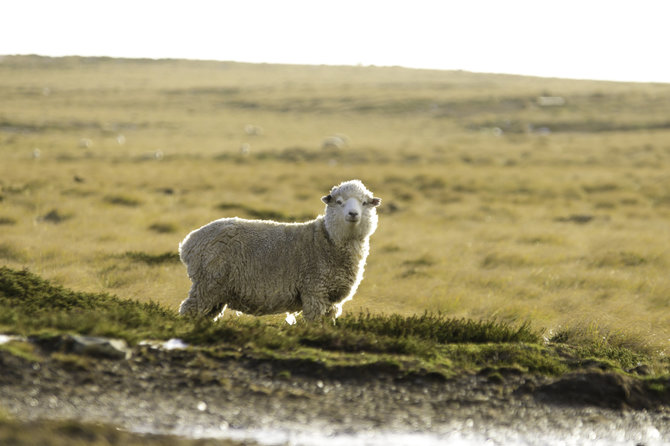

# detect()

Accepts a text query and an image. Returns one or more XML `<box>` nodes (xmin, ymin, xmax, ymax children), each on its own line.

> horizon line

<box><xmin>2</xmin><ymin>53</ymin><xmax>668</xmax><ymax>86</ymax></box>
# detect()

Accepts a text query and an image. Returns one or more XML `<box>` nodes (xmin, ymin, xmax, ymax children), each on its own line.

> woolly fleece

<box><xmin>178</xmin><ymin>180</ymin><xmax>381</xmax><ymax>322</ymax></box>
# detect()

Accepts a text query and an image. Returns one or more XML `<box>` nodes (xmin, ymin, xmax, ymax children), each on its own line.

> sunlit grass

<box><xmin>1</xmin><ymin>56</ymin><xmax>670</xmax><ymax>353</ymax></box>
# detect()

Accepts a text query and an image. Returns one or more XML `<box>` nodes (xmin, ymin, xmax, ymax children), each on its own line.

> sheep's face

<box><xmin>322</xmin><ymin>180</ymin><xmax>381</xmax><ymax>239</ymax></box>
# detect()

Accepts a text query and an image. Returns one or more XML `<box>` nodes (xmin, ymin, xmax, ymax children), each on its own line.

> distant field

<box><xmin>1</xmin><ymin>55</ymin><xmax>669</xmax><ymax>350</ymax></box>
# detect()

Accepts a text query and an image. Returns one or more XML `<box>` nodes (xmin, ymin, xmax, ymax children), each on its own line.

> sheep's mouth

<box><xmin>345</xmin><ymin>216</ymin><xmax>360</xmax><ymax>223</ymax></box>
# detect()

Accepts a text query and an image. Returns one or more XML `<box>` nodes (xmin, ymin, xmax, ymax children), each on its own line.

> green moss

<box><xmin>51</xmin><ymin>352</ymin><xmax>93</xmax><ymax>371</ymax></box>
<box><xmin>0</xmin><ymin>340</ymin><xmax>42</xmax><ymax>363</ymax></box>
<box><xmin>646</xmin><ymin>379</ymin><xmax>670</xmax><ymax>394</ymax></box>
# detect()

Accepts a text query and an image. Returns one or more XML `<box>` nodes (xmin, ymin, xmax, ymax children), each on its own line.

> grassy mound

<box><xmin>0</xmin><ymin>267</ymin><xmax>178</xmax><ymax>342</ymax></box>
<box><xmin>0</xmin><ymin>267</ymin><xmax>535</xmax><ymax>347</ymax></box>
<box><xmin>0</xmin><ymin>267</ymin><xmax>666</xmax><ymax>379</ymax></box>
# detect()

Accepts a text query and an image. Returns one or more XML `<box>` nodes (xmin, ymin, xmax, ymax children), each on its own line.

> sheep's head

<box><xmin>322</xmin><ymin>180</ymin><xmax>381</xmax><ymax>241</ymax></box>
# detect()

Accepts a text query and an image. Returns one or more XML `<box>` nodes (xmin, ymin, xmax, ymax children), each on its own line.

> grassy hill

<box><xmin>0</xmin><ymin>266</ymin><xmax>667</xmax><ymax>383</ymax></box>
<box><xmin>1</xmin><ymin>55</ymin><xmax>670</xmax><ymax>353</ymax></box>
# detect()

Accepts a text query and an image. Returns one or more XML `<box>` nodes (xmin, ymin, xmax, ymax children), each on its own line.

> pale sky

<box><xmin>2</xmin><ymin>0</ymin><xmax>669</xmax><ymax>83</ymax></box>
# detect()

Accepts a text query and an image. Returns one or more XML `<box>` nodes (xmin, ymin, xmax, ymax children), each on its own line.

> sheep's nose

<box><xmin>348</xmin><ymin>211</ymin><xmax>359</xmax><ymax>217</ymax></box>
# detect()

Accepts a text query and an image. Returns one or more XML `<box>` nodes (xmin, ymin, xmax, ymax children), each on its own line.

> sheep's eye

<box><xmin>362</xmin><ymin>201</ymin><xmax>368</xmax><ymax>206</ymax></box>
<box><xmin>336</xmin><ymin>199</ymin><xmax>343</xmax><ymax>205</ymax></box>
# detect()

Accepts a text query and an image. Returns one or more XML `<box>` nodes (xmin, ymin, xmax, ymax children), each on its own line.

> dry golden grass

<box><xmin>1</xmin><ymin>55</ymin><xmax>669</xmax><ymax>350</ymax></box>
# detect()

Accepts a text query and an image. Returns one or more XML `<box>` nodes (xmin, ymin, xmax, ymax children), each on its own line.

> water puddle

<box><xmin>138</xmin><ymin>338</ymin><xmax>189</xmax><ymax>350</ymax></box>
<box><xmin>0</xmin><ymin>334</ymin><xmax>26</xmax><ymax>345</ymax></box>
<box><xmin>135</xmin><ymin>419</ymin><xmax>666</xmax><ymax>446</ymax></box>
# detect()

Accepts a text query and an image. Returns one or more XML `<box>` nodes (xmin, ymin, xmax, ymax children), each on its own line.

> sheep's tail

<box><xmin>179</xmin><ymin>219</ymin><xmax>233</xmax><ymax>273</ymax></box>
<box><xmin>178</xmin><ymin>230</ymin><xmax>197</xmax><ymax>267</ymax></box>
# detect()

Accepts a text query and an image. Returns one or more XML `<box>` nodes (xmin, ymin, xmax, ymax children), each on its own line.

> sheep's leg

<box><xmin>324</xmin><ymin>304</ymin><xmax>338</xmax><ymax>319</ymax></box>
<box><xmin>179</xmin><ymin>281</ymin><xmax>222</xmax><ymax>317</ymax></box>
<box><xmin>323</xmin><ymin>305</ymin><xmax>338</xmax><ymax>325</ymax></box>
<box><xmin>213</xmin><ymin>304</ymin><xmax>228</xmax><ymax>322</ymax></box>
<box><xmin>302</xmin><ymin>297</ymin><xmax>336</xmax><ymax>323</ymax></box>
<box><xmin>178</xmin><ymin>293</ymin><xmax>199</xmax><ymax>316</ymax></box>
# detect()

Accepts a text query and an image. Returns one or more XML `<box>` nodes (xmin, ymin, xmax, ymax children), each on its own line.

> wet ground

<box><xmin>1</xmin><ymin>338</ymin><xmax>669</xmax><ymax>445</ymax></box>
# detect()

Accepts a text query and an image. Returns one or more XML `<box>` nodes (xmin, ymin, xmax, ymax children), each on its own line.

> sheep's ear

<box><xmin>370</xmin><ymin>197</ymin><xmax>382</xmax><ymax>207</ymax></box>
<box><xmin>321</xmin><ymin>194</ymin><xmax>333</xmax><ymax>204</ymax></box>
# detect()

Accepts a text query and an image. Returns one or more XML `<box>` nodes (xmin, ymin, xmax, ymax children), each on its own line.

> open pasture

<box><xmin>1</xmin><ymin>55</ymin><xmax>670</xmax><ymax>350</ymax></box>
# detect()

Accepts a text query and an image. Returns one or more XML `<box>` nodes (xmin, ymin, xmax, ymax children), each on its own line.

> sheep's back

<box><xmin>182</xmin><ymin>217</ymin><xmax>322</xmax><ymax>304</ymax></box>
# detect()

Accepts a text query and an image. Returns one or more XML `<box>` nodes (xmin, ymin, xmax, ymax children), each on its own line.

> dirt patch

<box><xmin>533</xmin><ymin>370</ymin><xmax>670</xmax><ymax>410</ymax></box>
<box><xmin>1</xmin><ymin>338</ymin><xmax>669</xmax><ymax>444</ymax></box>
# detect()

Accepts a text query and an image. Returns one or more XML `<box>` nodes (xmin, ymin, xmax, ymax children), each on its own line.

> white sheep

<box><xmin>321</xmin><ymin>134</ymin><xmax>349</xmax><ymax>150</ymax></box>
<box><xmin>178</xmin><ymin>180</ymin><xmax>381</xmax><ymax>322</ymax></box>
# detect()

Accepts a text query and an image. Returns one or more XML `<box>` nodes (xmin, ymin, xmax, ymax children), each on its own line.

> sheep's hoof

<box><xmin>178</xmin><ymin>298</ymin><xmax>200</xmax><ymax>317</ymax></box>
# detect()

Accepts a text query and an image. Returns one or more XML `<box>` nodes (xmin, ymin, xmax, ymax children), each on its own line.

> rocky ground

<box><xmin>1</xmin><ymin>336</ymin><xmax>669</xmax><ymax>445</ymax></box>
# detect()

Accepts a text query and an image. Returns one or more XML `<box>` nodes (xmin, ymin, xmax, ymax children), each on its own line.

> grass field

<box><xmin>1</xmin><ymin>55</ymin><xmax>670</xmax><ymax>352</ymax></box>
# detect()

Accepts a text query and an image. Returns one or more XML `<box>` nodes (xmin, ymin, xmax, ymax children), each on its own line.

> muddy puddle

<box><xmin>1</xmin><ymin>338</ymin><xmax>669</xmax><ymax>445</ymax></box>
<box><xmin>155</xmin><ymin>415</ymin><xmax>666</xmax><ymax>446</ymax></box>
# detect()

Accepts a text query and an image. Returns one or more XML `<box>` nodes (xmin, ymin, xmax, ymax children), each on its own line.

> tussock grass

<box><xmin>103</xmin><ymin>194</ymin><xmax>143</xmax><ymax>207</ymax></box>
<box><xmin>480</xmin><ymin>252</ymin><xmax>532</xmax><ymax>269</ymax></box>
<box><xmin>548</xmin><ymin>322</ymin><xmax>656</xmax><ymax>358</ymax></box>
<box><xmin>0</xmin><ymin>243</ymin><xmax>27</xmax><ymax>262</ymax></box>
<box><xmin>336</xmin><ymin>312</ymin><xmax>539</xmax><ymax>344</ymax></box>
<box><xmin>148</xmin><ymin>222</ymin><xmax>179</xmax><ymax>234</ymax></box>
<box><xmin>402</xmin><ymin>255</ymin><xmax>438</xmax><ymax>268</ymax></box>
<box><xmin>399</xmin><ymin>255</ymin><xmax>437</xmax><ymax>278</ymax></box>
<box><xmin>122</xmin><ymin>251</ymin><xmax>180</xmax><ymax>266</ymax></box>
<box><xmin>37</xmin><ymin>209</ymin><xmax>73</xmax><ymax>224</ymax></box>
<box><xmin>591</xmin><ymin>250</ymin><xmax>656</xmax><ymax>268</ymax></box>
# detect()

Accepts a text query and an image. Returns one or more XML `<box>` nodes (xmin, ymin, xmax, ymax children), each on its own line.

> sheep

<box><xmin>178</xmin><ymin>179</ymin><xmax>381</xmax><ymax>322</ymax></box>
<box><xmin>244</xmin><ymin>124</ymin><xmax>264</xmax><ymax>136</ymax></box>
<box><xmin>321</xmin><ymin>134</ymin><xmax>349</xmax><ymax>150</ymax></box>
<box><xmin>537</xmin><ymin>96</ymin><xmax>565</xmax><ymax>107</ymax></box>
